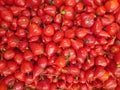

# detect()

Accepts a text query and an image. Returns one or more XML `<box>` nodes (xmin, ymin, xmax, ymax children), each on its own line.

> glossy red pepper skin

<box><xmin>1</xmin><ymin>0</ymin><xmax>120</xmax><ymax>89</ymax></box>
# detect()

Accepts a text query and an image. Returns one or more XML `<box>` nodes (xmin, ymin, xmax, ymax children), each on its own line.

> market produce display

<box><xmin>0</xmin><ymin>0</ymin><xmax>120</xmax><ymax>90</ymax></box>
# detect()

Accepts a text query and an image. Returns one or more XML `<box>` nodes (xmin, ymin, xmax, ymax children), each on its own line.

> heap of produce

<box><xmin>0</xmin><ymin>0</ymin><xmax>120</xmax><ymax>90</ymax></box>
